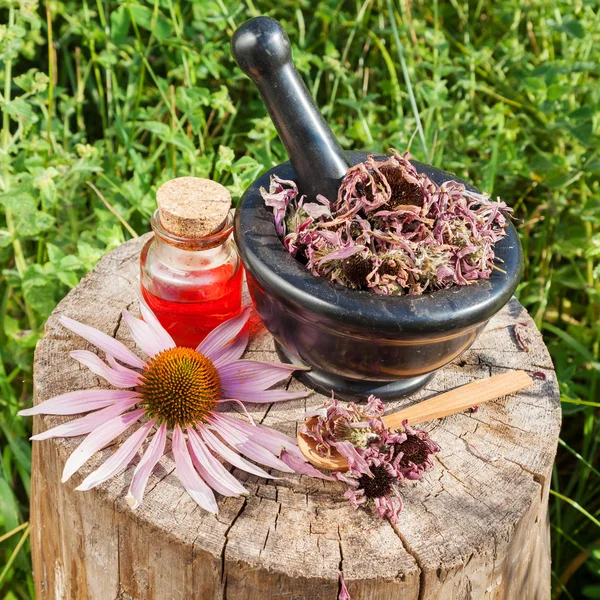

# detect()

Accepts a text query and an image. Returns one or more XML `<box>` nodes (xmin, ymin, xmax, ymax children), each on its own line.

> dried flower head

<box><xmin>261</xmin><ymin>149</ymin><xmax>512</xmax><ymax>295</ymax></box>
<box><xmin>394</xmin><ymin>420</ymin><xmax>440</xmax><ymax>480</ymax></box>
<box><xmin>20</xmin><ymin>300</ymin><xmax>330</xmax><ymax>513</ymax></box>
<box><xmin>303</xmin><ymin>395</ymin><xmax>440</xmax><ymax>523</ymax></box>
<box><xmin>378</xmin><ymin>164</ymin><xmax>424</xmax><ymax>209</ymax></box>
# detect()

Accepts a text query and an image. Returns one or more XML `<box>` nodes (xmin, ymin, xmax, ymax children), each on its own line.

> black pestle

<box><xmin>231</xmin><ymin>17</ymin><xmax>349</xmax><ymax>202</ymax></box>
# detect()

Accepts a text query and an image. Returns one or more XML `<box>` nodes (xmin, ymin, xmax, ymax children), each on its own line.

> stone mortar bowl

<box><xmin>231</xmin><ymin>18</ymin><xmax>523</xmax><ymax>400</ymax></box>
<box><xmin>234</xmin><ymin>151</ymin><xmax>522</xmax><ymax>401</ymax></box>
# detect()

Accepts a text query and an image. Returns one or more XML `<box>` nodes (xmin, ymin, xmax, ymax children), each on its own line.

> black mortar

<box><xmin>231</xmin><ymin>18</ymin><xmax>523</xmax><ymax>401</ymax></box>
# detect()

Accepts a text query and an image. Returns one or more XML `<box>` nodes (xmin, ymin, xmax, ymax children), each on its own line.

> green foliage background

<box><xmin>0</xmin><ymin>0</ymin><xmax>599</xmax><ymax>597</ymax></box>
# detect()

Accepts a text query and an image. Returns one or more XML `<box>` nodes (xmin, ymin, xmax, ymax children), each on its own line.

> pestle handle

<box><xmin>231</xmin><ymin>17</ymin><xmax>349</xmax><ymax>202</ymax></box>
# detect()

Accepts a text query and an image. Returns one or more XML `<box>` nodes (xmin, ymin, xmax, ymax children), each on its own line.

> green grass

<box><xmin>0</xmin><ymin>0</ymin><xmax>599</xmax><ymax>597</ymax></box>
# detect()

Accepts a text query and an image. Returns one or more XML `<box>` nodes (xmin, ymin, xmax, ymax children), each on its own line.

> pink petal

<box><xmin>70</xmin><ymin>350</ymin><xmax>140</xmax><ymax>388</ymax></box>
<box><xmin>138</xmin><ymin>295</ymin><xmax>176</xmax><ymax>351</ymax></box>
<box><xmin>197</xmin><ymin>425</ymin><xmax>275</xmax><ymax>480</ymax></box>
<box><xmin>208</xmin><ymin>415</ymin><xmax>294</xmax><ymax>473</ymax></box>
<box><xmin>335</xmin><ymin>441</ymin><xmax>372</xmax><ymax>476</ymax></box>
<box><xmin>339</xmin><ymin>571</ymin><xmax>351</xmax><ymax>600</ymax></box>
<box><xmin>221</xmin><ymin>388</ymin><xmax>309</xmax><ymax>404</ymax></box>
<box><xmin>172</xmin><ymin>426</ymin><xmax>218</xmax><ymax>514</ymax></box>
<box><xmin>106</xmin><ymin>354</ymin><xmax>136</xmax><ymax>373</ymax></box>
<box><xmin>186</xmin><ymin>427</ymin><xmax>248</xmax><ymax>497</ymax></box>
<box><xmin>126</xmin><ymin>423</ymin><xmax>167</xmax><ymax>510</ymax></box>
<box><xmin>219</xmin><ymin>417</ymin><xmax>307</xmax><ymax>465</ymax></box>
<box><xmin>216</xmin><ymin>399</ymin><xmax>256</xmax><ymax>425</ymax></box>
<box><xmin>280</xmin><ymin>448</ymin><xmax>336</xmax><ymax>481</ymax></box>
<box><xmin>211</xmin><ymin>331</ymin><xmax>249</xmax><ymax>368</ymax></box>
<box><xmin>316</xmin><ymin>245</ymin><xmax>365</xmax><ymax>265</ymax></box>
<box><xmin>18</xmin><ymin>389</ymin><xmax>138</xmax><ymax>416</ymax></box>
<box><xmin>219</xmin><ymin>360</ymin><xmax>308</xmax><ymax>394</ymax></box>
<box><xmin>122</xmin><ymin>309</ymin><xmax>165</xmax><ymax>358</ymax></box>
<box><xmin>216</xmin><ymin>414</ymin><xmax>297</xmax><ymax>455</ymax></box>
<box><xmin>75</xmin><ymin>419</ymin><xmax>156</xmax><ymax>491</ymax></box>
<box><xmin>31</xmin><ymin>396</ymin><xmax>140</xmax><ymax>440</ymax></box>
<box><xmin>60</xmin><ymin>315</ymin><xmax>144</xmax><ymax>368</ymax></box>
<box><xmin>61</xmin><ymin>408</ymin><xmax>146</xmax><ymax>482</ymax></box>
<box><xmin>197</xmin><ymin>307</ymin><xmax>251</xmax><ymax>360</ymax></box>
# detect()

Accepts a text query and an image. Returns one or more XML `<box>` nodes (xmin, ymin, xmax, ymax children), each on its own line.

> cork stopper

<box><xmin>156</xmin><ymin>177</ymin><xmax>232</xmax><ymax>238</ymax></box>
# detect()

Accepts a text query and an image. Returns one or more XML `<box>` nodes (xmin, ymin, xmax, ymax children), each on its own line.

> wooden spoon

<box><xmin>297</xmin><ymin>370</ymin><xmax>533</xmax><ymax>471</ymax></box>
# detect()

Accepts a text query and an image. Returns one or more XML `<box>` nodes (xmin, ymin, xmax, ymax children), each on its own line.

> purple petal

<box><xmin>219</xmin><ymin>360</ymin><xmax>308</xmax><ymax>394</ymax></box>
<box><xmin>172</xmin><ymin>426</ymin><xmax>218</xmax><ymax>514</ymax></box>
<box><xmin>210</xmin><ymin>331</ymin><xmax>249</xmax><ymax>369</ymax></box>
<box><xmin>303</xmin><ymin>202</ymin><xmax>331</xmax><ymax>220</ymax></box>
<box><xmin>196</xmin><ymin>308</ymin><xmax>251</xmax><ymax>360</ymax></box>
<box><xmin>280</xmin><ymin>448</ymin><xmax>336</xmax><ymax>481</ymax></box>
<box><xmin>208</xmin><ymin>415</ymin><xmax>294</xmax><ymax>473</ymax></box>
<box><xmin>31</xmin><ymin>396</ymin><xmax>140</xmax><ymax>440</ymax></box>
<box><xmin>186</xmin><ymin>428</ymin><xmax>247</xmax><ymax>497</ymax></box>
<box><xmin>222</xmin><ymin>388</ymin><xmax>309</xmax><ymax>404</ymax></box>
<box><xmin>122</xmin><ymin>310</ymin><xmax>165</xmax><ymax>358</ymax></box>
<box><xmin>216</xmin><ymin>399</ymin><xmax>256</xmax><ymax>425</ymax></box>
<box><xmin>138</xmin><ymin>295</ymin><xmax>176</xmax><ymax>352</ymax></box>
<box><xmin>18</xmin><ymin>389</ymin><xmax>138</xmax><ymax>416</ymax></box>
<box><xmin>60</xmin><ymin>315</ymin><xmax>144</xmax><ymax>368</ymax></box>
<box><xmin>335</xmin><ymin>441</ymin><xmax>372</xmax><ymax>476</ymax></box>
<box><xmin>197</xmin><ymin>425</ymin><xmax>275</xmax><ymax>480</ymax></box>
<box><xmin>339</xmin><ymin>571</ymin><xmax>351</xmax><ymax>600</ymax></box>
<box><xmin>106</xmin><ymin>354</ymin><xmax>137</xmax><ymax>373</ymax></box>
<box><xmin>126</xmin><ymin>423</ymin><xmax>167</xmax><ymax>509</ymax></box>
<box><xmin>70</xmin><ymin>351</ymin><xmax>140</xmax><ymax>388</ymax></box>
<box><xmin>62</xmin><ymin>408</ymin><xmax>146</xmax><ymax>482</ymax></box>
<box><xmin>217</xmin><ymin>415</ymin><xmax>298</xmax><ymax>455</ymax></box>
<box><xmin>75</xmin><ymin>419</ymin><xmax>156</xmax><ymax>491</ymax></box>
<box><xmin>316</xmin><ymin>245</ymin><xmax>365</xmax><ymax>266</ymax></box>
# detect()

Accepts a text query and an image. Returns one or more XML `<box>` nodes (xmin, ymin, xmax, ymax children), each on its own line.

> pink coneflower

<box><xmin>19</xmin><ymin>300</ymin><xmax>327</xmax><ymax>513</ymax></box>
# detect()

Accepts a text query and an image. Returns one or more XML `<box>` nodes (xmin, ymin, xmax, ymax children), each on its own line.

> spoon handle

<box><xmin>231</xmin><ymin>17</ymin><xmax>349</xmax><ymax>201</ymax></box>
<box><xmin>382</xmin><ymin>370</ymin><xmax>533</xmax><ymax>430</ymax></box>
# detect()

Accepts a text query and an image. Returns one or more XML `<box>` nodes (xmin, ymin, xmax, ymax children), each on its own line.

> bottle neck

<box><xmin>153</xmin><ymin>234</ymin><xmax>234</xmax><ymax>271</ymax></box>
<box><xmin>150</xmin><ymin>209</ymin><xmax>236</xmax><ymax>272</ymax></box>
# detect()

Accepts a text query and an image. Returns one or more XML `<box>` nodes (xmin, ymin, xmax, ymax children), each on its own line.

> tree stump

<box><xmin>31</xmin><ymin>234</ymin><xmax>560</xmax><ymax>600</ymax></box>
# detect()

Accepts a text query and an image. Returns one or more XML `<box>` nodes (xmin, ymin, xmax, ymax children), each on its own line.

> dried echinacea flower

<box><xmin>394</xmin><ymin>420</ymin><xmax>440</xmax><ymax>480</ymax></box>
<box><xmin>301</xmin><ymin>395</ymin><xmax>386</xmax><ymax>474</ymax></box>
<box><xmin>19</xmin><ymin>299</ymin><xmax>329</xmax><ymax>513</ymax></box>
<box><xmin>261</xmin><ymin>149</ymin><xmax>512</xmax><ymax>295</ymax></box>
<box><xmin>303</xmin><ymin>396</ymin><xmax>440</xmax><ymax>523</ymax></box>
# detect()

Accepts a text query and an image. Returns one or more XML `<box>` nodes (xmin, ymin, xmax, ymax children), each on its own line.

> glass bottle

<box><xmin>140</xmin><ymin>179</ymin><xmax>243</xmax><ymax>348</ymax></box>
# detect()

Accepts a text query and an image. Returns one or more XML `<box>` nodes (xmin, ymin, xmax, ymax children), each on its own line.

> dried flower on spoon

<box><xmin>19</xmin><ymin>300</ymin><xmax>330</xmax><ymax>513</ymax></box>
<box><xmin>301</xmin><ymin>395</ymin><xmax>440</xmax><ymax>523</ymax></box>
<box><xmin>261</xmin><ymin>149</ymin><xmax>512</xmax><ymax>295</ymax></box>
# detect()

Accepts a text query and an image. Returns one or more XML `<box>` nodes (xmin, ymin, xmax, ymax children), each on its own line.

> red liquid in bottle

<box><xmin>141</xmin><ymin>262</ymin><xmax>243</xmax><ymax>349</ymax></box>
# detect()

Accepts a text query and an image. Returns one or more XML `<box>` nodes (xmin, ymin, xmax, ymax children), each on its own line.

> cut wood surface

<box><xmin>31</xmin><ymin>234</ymin><xmax>561</xmax><ymax>600</ymax></box>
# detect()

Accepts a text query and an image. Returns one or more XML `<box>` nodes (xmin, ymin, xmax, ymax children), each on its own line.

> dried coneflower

<box><xmin>378</xmin><ymin>164</ymin><xmax>424</xmax><ymax>209</ymax></box>
<box><xmin>341</xmin><ymin>253</ymin><xmax>374</xmax><ymax>289</ymax></box>
<box><xmin>302</xmin><ymin>395</ymin><xmax>440</xmax><ymax>523</ymax></box>
<box><xmin>261</xmin><ymin>148</ymin><xmax>512</xmax><ymax>295</ymax></box>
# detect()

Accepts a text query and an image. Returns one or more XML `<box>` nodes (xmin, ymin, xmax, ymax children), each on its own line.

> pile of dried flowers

<box><xmin>301</xmin><ymin>395</ymin><xmax>440</xmax><ymax>523</ymax></box>
<box><xmin>261</xmin><ymin>149</ymin><xmax>512</xmax><ymax>295</ymax></box>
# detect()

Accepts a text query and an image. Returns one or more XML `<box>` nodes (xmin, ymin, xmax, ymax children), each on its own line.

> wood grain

<box><xmin>383</xmin><ymin>370</ymin><xmax>534</xmax><ymax>429</ymax></box>
<box><xmin>30</xmin><ymin>234</ymin><xmax>560</xmax><ymax>600</ymax></box>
